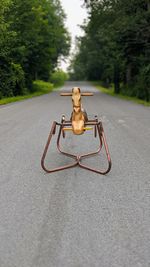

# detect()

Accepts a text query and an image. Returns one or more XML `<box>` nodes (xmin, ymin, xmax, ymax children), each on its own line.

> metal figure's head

<box><xmin>72</xmin><ymin>87</ymin><xmax>81</xmax><ymax>113</ymax></box>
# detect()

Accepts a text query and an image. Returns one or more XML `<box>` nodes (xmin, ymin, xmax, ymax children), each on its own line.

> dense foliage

<box><xmin>50</xmin><ymin>70</ymin><xmax>69</xmax><ymax>86</ymax></box>
<box><xmin>70</xmin><ymin>0</ymin><xmax>150</xmax><ymax>101</ymax></box>
<box><xmin>0</xmin><ymin>0</ymin><xmax>70</xmax><ymax>98</ymax></box>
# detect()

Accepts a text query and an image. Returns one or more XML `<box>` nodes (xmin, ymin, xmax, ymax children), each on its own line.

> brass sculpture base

<box><xmin>41</xmin><ymin>117</ymin><xmax>112</xmax><ymax>175</ymax></box>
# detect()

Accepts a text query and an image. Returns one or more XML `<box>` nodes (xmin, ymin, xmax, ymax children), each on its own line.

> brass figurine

<box><xmin>61</xmin><ymin>87</ymin><xmax>92</xmax><ymax>135</ymax></box>
<box><xmin>41</xmin><ymin>87</ymin><xmax>112</xmax><ymax>175</ymax></box>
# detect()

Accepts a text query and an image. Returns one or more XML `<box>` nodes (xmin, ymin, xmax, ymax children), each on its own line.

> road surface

<box><xmin>0</xmin><ymin>81</ymin><xmax>150</xmax><ymax>267</ymax></box>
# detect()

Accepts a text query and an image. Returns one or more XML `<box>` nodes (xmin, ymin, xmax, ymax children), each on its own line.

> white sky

<box><xmin>59</xmin><ymin>0</ymin><xmax>88</xmax><ymax>71</ymax></box>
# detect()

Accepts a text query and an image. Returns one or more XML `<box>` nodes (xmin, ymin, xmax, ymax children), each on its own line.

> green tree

<box><xmin>70</xmin><ymin>0</ymin><xmax>150</xmax><ymax>101</ymax></box>
<box><xmin>0</xmin><ymin>0</ymin><xmax>70</xmax><ymax>97</ymax></box>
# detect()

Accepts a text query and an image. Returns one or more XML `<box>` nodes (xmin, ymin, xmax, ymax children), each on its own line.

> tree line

<box><xmin>0</xmin><ymin>0</ymin><xmax>70</xmax><ymax>98</ymax></box>
<box><xmin>69</xmin><ymin>0</ymin><xmax>150</xmax><ymax>102</ymax></box>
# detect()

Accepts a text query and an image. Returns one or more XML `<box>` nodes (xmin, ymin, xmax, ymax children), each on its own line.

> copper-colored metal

<box><xmin>41</xmin><ymin>87</ymin><xmax>112</xmax><ymax>175</ymax></box>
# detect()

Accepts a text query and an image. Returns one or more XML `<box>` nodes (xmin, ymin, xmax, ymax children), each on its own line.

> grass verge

<box><xmin>93</xmin><ymin>82</ymin><xmax>150</xmax><ymax>107</ymax></box>
<box><xmin>0</xmin><ymin>80</ymin><xmax>54</xmax><ymax>105</ymax></box>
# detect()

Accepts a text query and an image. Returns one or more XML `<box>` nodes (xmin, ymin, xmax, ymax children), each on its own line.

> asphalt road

<box><xmin>0</xmin><ymin>81</ymin><xmax>150</xmax><ymax>267</ymax></box>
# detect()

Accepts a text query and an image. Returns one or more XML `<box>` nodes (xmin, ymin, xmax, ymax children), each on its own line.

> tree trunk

<box><xmin>34</xmin><ymin>71</ymin><xmax>38</xmax><ymax>80</ymax></box>
<box><xmin>114</xmin><ymin>63</ymin><xmax>120</xmax><ymax>94</ymax></box>
<box><xmin>147</xmin><ymin>0</ymin><xmax>150</xmax><ymax>10</ymax></box>
<box><xmin>145</xmin><ymin>87</ymin><xmax>149</xmax><ymax>102</ymax></box>
<box><xmin>126</xmin><ymin>63</ymin><xmax>132</xmax><ymax>85</ymax></box>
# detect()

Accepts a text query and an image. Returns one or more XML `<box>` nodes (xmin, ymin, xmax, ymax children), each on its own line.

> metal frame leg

<box><xmin>41</xmin><ymin>119</ymin><xmax>112</xmax><ymax>175</ymax></box>
<box><xmin>79</xmin><ymin>122</ymin><xmax>112</xmax><ymax>174</ymax></box>
<box><xmin>41</xmin><ymin>121</ymin><xmax>78</xmax><ymax>173</ymax></box>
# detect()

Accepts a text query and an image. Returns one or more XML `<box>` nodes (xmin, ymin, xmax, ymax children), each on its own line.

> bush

<box><xmin>0</xmin><ymin>62</ymin><xmax>26</xmax><ymax>98</ymax></box>
<box><xmin>0</xmin><ymin>63</ymin><xmax>13</xmax><ymax>98</ymax></box>
<box><xmin>135</xmin><ymin>65</ymin><xmax>150</xmax><ymax>102</ymax></box>
<box><xmin>32</xmin><ymin>80</ymin><xmax>53</xmax><ymax>93</ymax></box>
<box><xmin>11</xmin><ymin>63</ymin><xmax>26</xmax><ymax>96</ymax></box>
<box><xmin>50</xmin><ymin>70</ymin><xmax>68</xmax><ymax>86</ymax></box>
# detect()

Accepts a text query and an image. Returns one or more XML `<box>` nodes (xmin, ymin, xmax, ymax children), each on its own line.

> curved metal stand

<box><xmin>41</xmin><ymin>118</ymin><xmax>112</xmax><ymax>175</ymax></box>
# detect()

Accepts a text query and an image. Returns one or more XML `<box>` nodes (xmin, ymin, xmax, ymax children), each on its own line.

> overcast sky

<box><xmin>60</xmin><ymin>0</ymin><xmax>88</xmax><ymax>70</ymax></box>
